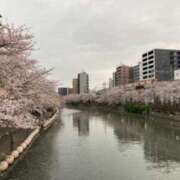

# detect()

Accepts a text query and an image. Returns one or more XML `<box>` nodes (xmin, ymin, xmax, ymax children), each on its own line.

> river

<box><xmin>6</xmin><ymin>108</ymin><xmax>180</xmax><ymax>180</ymax></box>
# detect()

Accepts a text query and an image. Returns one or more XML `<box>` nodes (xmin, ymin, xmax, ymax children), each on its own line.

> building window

<box><xmin>149</xmin><ymin>65</ymin><xmax>154</xmax><ymax>69</ymax></box>
<box><xmin>142</xmin><ymin>53</ymin><xmax>147</xmax><ymax>58</ymax></box>
<box><xmin>148</xmin><ymin>51</ymin><xmax>154</xmax><ymax>55</ymax></box>
<box><xmin>148</xmin><ymin>60</ymin><xmax>154</xmax><ymax>64</ymax></box>
<box><xmin>148</xmin><ymin>55</ymin><xmax>154</xmax><ymax>59</ymax></box>
<box><xmin>143</xmin><ymin>67</ymin><xmax>148</xmax><ymax>70</ymax></box>
<box><xmin>143</xmin><ymin>63</ymin><xmax>148</xmax><ymax>66</ymax></box>
<box><xmin>149</xmin><ymin>75</ymin><xmax>154</xmax><ymax>78</ymax></box>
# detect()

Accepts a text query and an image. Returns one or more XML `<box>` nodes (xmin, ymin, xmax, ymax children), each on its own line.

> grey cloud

<box><xmin>1</xmin><ymin>0</ymin><xmax>180</xmax><ymax>88</ymax></box>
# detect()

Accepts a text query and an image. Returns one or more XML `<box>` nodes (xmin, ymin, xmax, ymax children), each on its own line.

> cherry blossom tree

<box><xmin>0</xmin><ymin>23</ymin><xmax>60</xmax><ymax>129</ymax></box>
<box><xmin>65</xmin><ymin>81</ymin><xmax>180</xmax><ymax>113</ymax></box>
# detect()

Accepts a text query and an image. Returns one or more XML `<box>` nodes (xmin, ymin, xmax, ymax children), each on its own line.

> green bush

<box><xmin>125</xmin><ymin>103</ymin><xmax>150</xmax><ymax>114</ymax></box>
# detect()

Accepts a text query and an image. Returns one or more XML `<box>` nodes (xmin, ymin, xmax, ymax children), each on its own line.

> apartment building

<box><xmin>142</xmin><ymin>49</ymin><xmax>180</xmax><ymax>81</ymax></box>
<box><xmin>78</xmin><ymin>72</ymin><xmax>89</xmax><ymax>94</ymax></box>
<box><xmin>115</xmin><ymin>65</ymin><xmax>133</xmax><ymax>86</ymax></box>
<box><xmin>72</xmin><ymin>78</ymin><xmax>79</xmax><ymax>94</ymax></box>
<box><xmin>133</xmin><ymin>62</ymin><xmax>143</xmax><ymax>82</ymax></box>
<box><xmin>112</xmin><ymin>72</ymin><xmax>117</xmax><ymax>87</ymax></box>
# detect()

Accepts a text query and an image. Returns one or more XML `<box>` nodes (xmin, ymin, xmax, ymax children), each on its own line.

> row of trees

<box><xmin>0</xmin><ymin>23</ymin><xmax>60</xmax><ymax>129</ymax></box>
<box><xmin>65</xmin><ymin>81</ymin><xmax>180</xmax><ymax>113</ymax></box>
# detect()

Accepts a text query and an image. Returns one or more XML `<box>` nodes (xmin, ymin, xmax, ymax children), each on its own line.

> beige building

<box><xmin>72</xmin><ymin>78</ymin><xmax>79</xmax><ymax>94</ymax></box>
<box><xmin>115</xmin><ymin>65</ymin><xmax>133</xmax><ymax>86</ymax></box>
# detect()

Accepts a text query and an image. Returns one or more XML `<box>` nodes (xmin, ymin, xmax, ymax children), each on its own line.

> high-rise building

<box><xmin>112</xmin><ymin>72</ymin><xmax>117</xmax><ymax>87</ymax></box>
<box><xmin>133</xmin><ymin>62</ymin><xmax>142</xmax><ymax>82</ymax></box>
<box><xmin>115</xmin><ymin>65</ymin><xmax>133</xmax><ymax>86</ymax></box>
<box><xmin>78</xmin><ymin>72</ymin><xmax>89</xmax><ymax>94</ymax></box>
<box><xmin>142</xmin><ymin>49</ymin><xmax>180</xmax><ymax>81</ymax></box>
<box><xmin>133</xmin><ymin>64</ymin><xmax>140</xmax><ymax>82</ymax></box>
<box><xmin>72</xmin><ymin>78</ymin><xmax>79</xmax><ymax>94</ymax></box>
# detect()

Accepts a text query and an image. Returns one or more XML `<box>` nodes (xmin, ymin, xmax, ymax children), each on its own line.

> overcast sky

<box><xmin>1</xmin><ymin>0</ymin><xmax>180</xmax><ymax>89</ymax></box>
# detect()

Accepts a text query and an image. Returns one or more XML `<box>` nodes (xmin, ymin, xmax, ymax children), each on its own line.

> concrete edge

<box><xmin>0</xmin><ymin>109</ymin><xmax>59</xmax><ymax>179</ymax></box>
<box><xmin>43</xmin><ymin>108</ymin><xmax>59</xmax><ymax>130</ymax></box>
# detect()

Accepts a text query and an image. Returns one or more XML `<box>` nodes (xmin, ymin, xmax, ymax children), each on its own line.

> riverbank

<box><xmin>0</xmin><ymin>109</ymin><xmax>60</xmax><ymax>180</ymax></box>
<box><xmin>65</xmin><ymin>80</ymin><xmax>180</xmax><ymax>121</ymax></box>
<box><xmin>66</xmin><ymin>103</ymin><xmax>180</xmax><ymax>124</ymax></box>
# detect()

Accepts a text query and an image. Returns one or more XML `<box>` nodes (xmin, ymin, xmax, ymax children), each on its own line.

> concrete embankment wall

<box><xmin>0</xmin><ymin>109</ymin><xmax>59</xmax><ymax>180</ymax></box>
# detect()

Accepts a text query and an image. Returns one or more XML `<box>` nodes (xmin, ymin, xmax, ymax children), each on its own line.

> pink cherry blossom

<box><xmin>0</xmin><ymin>23</ymin><xmax>60</xmax><ymax>129</ymax></box>
<box><xmin>65</xmin><ymin>81</ymin><xmax>180</xmax><ymax>109</ymax></box>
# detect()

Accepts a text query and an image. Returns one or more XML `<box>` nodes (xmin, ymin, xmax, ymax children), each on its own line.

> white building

<box><xmin>133</xmin><ymin>62</ymin><xmax>143</xmax><ymax>82</ymax></box>
<box><xmin>78</xmin><ymin>72</ymin><xmax>89</xmax><ymax>94</ymax></box>
<box><xmin>139</xmin><ymin>62</ymin><xmax>143</xmax><ymax>81</ymax></box>
<box><xmin>141</xmin><ymin>49</ymin><xmax>180</xmax><ymax>81</ymax></box>
<box><xmin>174</xmin><ymin>69</ymin><xmax>180</xmax><ymax>80</ymax></box>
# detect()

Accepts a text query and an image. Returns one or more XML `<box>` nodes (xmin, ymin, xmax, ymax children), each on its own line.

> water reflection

<box><xmin>144</xmin><ymin>123</ymin><xmax>180</xmax><ymax>164</ymax></box>
<box><xmin>73</xmin><ymin>112</ymin><xmax>90</xmax><ymax>136</ymax></box>
<box><xmin>100</xmin><ymin>112</ymin><xmax>180</xmax><ymax>171</ymax></box>
<box><xmin>113</xmin><ymin>117</ymin><xmax>144</xmax><ymax>143</ymax></box>
<box><xmin>6</xmin><ymin>108</ymin><xmax>180</xmax><ymax>180</ymax></box>
<box><xmin>71</xmin><ymin>110</ymin><xmax>180</xmax><ymax>168</ymax></box>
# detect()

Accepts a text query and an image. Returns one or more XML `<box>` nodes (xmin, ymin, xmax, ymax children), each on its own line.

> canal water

<box><xmin>7</xmin><ymin>108</ymin><xmax>180</xmax><ymax>180</ymax></box>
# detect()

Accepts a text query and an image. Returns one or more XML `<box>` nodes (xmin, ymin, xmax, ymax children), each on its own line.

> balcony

<box><xmin>142</xmin><ymin>53</ymin><xmax>148</xmax><ymax>58</ymax></box>
<box><xmin>148</xmin><ymin>60</ymin><xmax>154</xmax><ymax>65</ymax></box>
<box><xmin>148</xmin><ymin>55</ymin><xmax>154</xmax><ymax>60</ymax></box>
<box><xmin>148</xmin><ymin>50</ymin><xmax>154</xmax><ymax>55</ymax></box>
